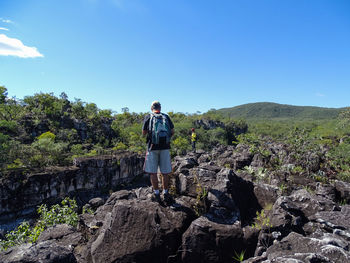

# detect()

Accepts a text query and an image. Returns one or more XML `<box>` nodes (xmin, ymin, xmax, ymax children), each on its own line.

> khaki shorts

<box><xmin>144</xmin><ymin>149</ymin><xmax>172</xmax><ymax>174</ymax></box>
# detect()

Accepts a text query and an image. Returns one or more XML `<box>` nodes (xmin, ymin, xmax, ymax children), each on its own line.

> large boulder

<box><xmin>173</xmin><ymin>156</ymin><xmax>199</xmax><ymax>175</ymax></box>
<box><xmin>266</xmin><ymin>232</ymin><xmax>350</xmax><ymax>262</ymax></box>
<box><xmin>207</xmin><ymin>172</ymin><xmax>240</xmax><ymax>224</ymax></box>
<box><xmin>88</xmin><ymin>199</ymin><xmax>190</xmax><ymax>263</ymax></box>
<box><xmin>176</xmin><ymin>168</ymin><xmax>217</xmax><ymax>197</ymax></box>
<box><xmin>180</xmin><ymin>216</ymin><xmax>243</xmax><ymax>263</ymax></box>
<box><xmin>270</xmin><ymin>188</ymin><xmax>336</xmax><ymax>230</ymax></box>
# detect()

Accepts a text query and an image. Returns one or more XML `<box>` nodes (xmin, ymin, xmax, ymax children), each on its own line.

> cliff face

<box><xmin>0</xmin><ymin>152</ymin><xmax>144</xmax><ymax>232</ymax></box>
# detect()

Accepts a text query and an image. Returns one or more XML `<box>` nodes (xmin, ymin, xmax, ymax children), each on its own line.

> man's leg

<box><xmin>150</xmin><ymin>173</ymin><xmax>159</xmax><ymax>191</ymax></box>
<box><xmin>161</xmin><ymin>173</ymin><xmax>170</xmax><ymax>192</ymax></box>
<box><xmin>144</xmin><ymin>150</ymin><xmax>161</xmax><ymax>199</ymax></box>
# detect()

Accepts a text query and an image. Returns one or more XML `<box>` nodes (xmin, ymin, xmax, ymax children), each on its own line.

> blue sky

<box><xmin>0</xmin><ymin>0</ymin><xmax>349</xmax><ymax>114</ymax></box>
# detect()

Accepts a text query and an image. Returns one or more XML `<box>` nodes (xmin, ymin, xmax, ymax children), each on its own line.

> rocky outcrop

<box><xmin>0</xmin><ymin>152</ymin><xmax>144</xmax><ymax>232</ymax></box>
<box><xmin>1</xmin><ymin>144</ymin><xmax>350</xmax><ymax>263</ymax></box>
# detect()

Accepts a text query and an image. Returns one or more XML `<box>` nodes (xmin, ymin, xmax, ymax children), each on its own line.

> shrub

<box><xmin>30</xmin><ymin>138</ymin><xmax>67</xmax><ymax>167</ymax></box>
<box><xmin>113</xmin><ymin>142</ymin><xmax>128</xmax><ymax>151</ymax></box>
<box><xmin>38</xmin><ymin>131</ymin><xmax>56</xmax><ymax>141</ymax></box>
<box><xmin>172</xmin><ymin>136</ymin><xmax>189</xmax><ymax>156</ymax></box>
<box><xmin>0</xmin><ymin>198</ymin><xmax>78</xmax><ymax>251</ymax></box>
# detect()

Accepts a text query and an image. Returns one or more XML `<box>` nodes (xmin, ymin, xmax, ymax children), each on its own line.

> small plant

<box><xmin>7</xmin><ymin>158</ymin><xmax>25</xmax><ymax>169</ymax></box>
<box><xmin>82</xmin><ymin>204</ymin><xmax>94</xmax><ymax>215</ymax></box>
<box><xmin>224</xmin><ymin>163</ymin><xmax>231</xmax><ymax>169</ymax></box>
<box><xmin>291</xmin><ymin>165</ymin><xmax>304</xmax><ymax>175</ymax></box>
<box><xmin>278</xmin><ymin>183</ymin><xmax>287</xmax><ymax>194</ymax></box>
<box><xmin>232</xmin><ymin>250</ymin><xmax>245</xmax><ymax>262</ymax></box>
<box><xmin>255</xmin><ymin>167</ymin><xmax>267</xmax><ymax>181</ymax></box>
<box><xmin>251</xmin><ymin>209</ymin><xmax>272</xmax><ymax>230</ymax></box>
<box><xmin>339</xmin><ymin>199</ymin><xmax>348</xmax><ymax>206</ymax></box>
<box><xmin>313</xmin><ymin>174</ymin><xmax>328</xmax><ymax>184</ymax></box>
<box><xmin>113</xmin><ymin>142</ymin><xmax>128</xmax><ymax>151</ymax></box>
<box><xmin>243</xmin><ymin>166</ymin><xmax>254</xmax><ymax>175</ymax></box>
<box><xmin>243</xmin><ymin>166</ymin><xmax>267</xmax><ymax>182</ymax></box>
<box><xmin>193</xmin><ymin>173</ymin><xmax>208</xmax><ymax>217</ymax></box>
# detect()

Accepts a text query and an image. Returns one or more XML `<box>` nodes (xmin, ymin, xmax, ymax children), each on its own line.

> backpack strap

<box><xmin>148</xmin><ymin>113</ymin><xmax>154</xmax><ymax>135</ymax></box>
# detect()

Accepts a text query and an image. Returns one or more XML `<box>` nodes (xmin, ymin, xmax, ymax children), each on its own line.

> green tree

<box><xmin>338</xmin><ymin>107</ymin><xmax>350</xmax><ymax>128</ymax></box>
<box><xmin>0</xmin><ymin>86</ymin><xmax>8</xmax><ymax>104</ymax></box>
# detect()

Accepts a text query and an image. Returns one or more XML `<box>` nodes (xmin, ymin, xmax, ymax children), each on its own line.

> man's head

<box><xmin>191</xmin><ymin>128</ymin><xmax>195</xmax><ymax>132</ymax></box>
<box><xmin>151</xmin><ymin>101</ymin><xmax>161</xmax><ymax>112</ymax></box>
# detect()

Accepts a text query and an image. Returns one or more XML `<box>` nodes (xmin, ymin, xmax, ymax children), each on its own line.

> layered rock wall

<box><xmin>0</xmin><ymin>152</ymin><xmax>144</xmax><ymax>232</ymax></box>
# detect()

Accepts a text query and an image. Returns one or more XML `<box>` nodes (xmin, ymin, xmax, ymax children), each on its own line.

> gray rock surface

<box><xmin>1</xmin><ymin>145</ymin><xmax>350</xmax><ymax>263</ymax></box>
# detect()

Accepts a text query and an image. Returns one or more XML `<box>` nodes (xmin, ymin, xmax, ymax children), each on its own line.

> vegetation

<box><xmin>0</xmin><ymin>86</ymin><xmax>349</xmax><ymax>184</ymax></box>
<box><xmin>0</xmin><ymin>86</ymin><xmax>246</xmax><ymax>174</ymax></box>
<box><xmin>251</xmin><ymin>209</ymin><xmax>272</xmax><ymax>230</ymax></box>
<box><xmin>0</xmin><ymin>198</ymin><xmax>78</xmax><ymax>251</ymax></box>
<box><xmin>215</xmin><ymin>102</ymin><xmax>343</xmax><ymax>120</ymax></box>
<box><xmin>232</xmin><ymin>250</ymin><xmax>245</xmax><ymax>262</ymax></box>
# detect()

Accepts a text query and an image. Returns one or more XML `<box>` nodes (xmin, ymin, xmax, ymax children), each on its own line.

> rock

<box><xmin>207</xmin><ymin>169</ymin><xmax>240</xmax><ymax>224</ymax></box>
<box><xmin>250</xmin><ymin>154</ymin><xmax>266</xmax><ymax>168</ymax></box>
<box><xmin>0</xmin><ymin>240</ymin><xmax>77</xmax><ymax>263</ymax></box>
<box><xmin>0</xmin><ymin>153</ymin><xmax>144</xmax><ymax>232</ymax></box>
<box><xmin>180</xmin><ymin>216</ymin><xmax>243</xmax><ymax>263</ymax></box>
<box><xmin>198</xmin><ymin>153</ymin><xmax>210</xmax><ymax>164</ymax></box>
<box><xmin>215</xmin><ymin>147</ymin><xmax>253</xmax><ymax>170</ymax></box>
<box><xmin>176</xmin><ymin>168</ymin><xmax>217</xmax><ymax>197</ymax></box>
<box><xmin>198</xmin><ymin>163</ymin><xmax>222</xmax><ymax>173</ymax></box>
<box><xmin>229</xmin><ymin>170</ymin><xmax>261</xmax><ymax>224</ymax></box>
<box><xmin>88</xmin><ymin>197</ymin><xmax>104</xmax><ymax>209</ymax></box>
<box><xmin>253</xmin><ymin>184</ymin><xmax>279</xmax><ymax>209</ymax></box>
<box><xmin>89</xmin><ymin>199</ymin><xmax>190</xmax><ymax>263</ymax></box>
<box><xmin>266</xmin><ymin>232</ymin><xmax>350</xmax><ymax>262</ymax></box>
<box><xmin>316</xmin><ymin>183</ymin><xmax>336</xmax><ymax>201</ymax></box>
<box><xmin>242</xmin><ymin>226</ymin><xmax>260</xmax><ymax>259</ymax></box>
<box><xmin>2</xmin><ymin>144</ymin><xmax>350</xmax><ymax>263</ymax></box>
<box><xmin>232</xmin><ymin>150</ymin><xmax>254</xmax><ymax>170</ymax></box>
<box><xmin>334</xmin><ymin>180</ymin><xmax>350</xmax><ymax>203</ymax></box>
<box><xmin>242</xmin><ymin>255</ymin><xmax>267</xmax><ymax>263</ymax></box>
<box><xmin>310</xmin><ymin>205</ymin><xmax>350</xmax><ymax>230</ymax></box>
<box><xmin>305</xmin><ymin>152</ymin><xmax>321</xmax><ymax>172</ymax></box>
<box><xmin>173</xmin><ymin>156</ymin><xmax>199</xmax><ymax>175</ymax></box>
<box><xmin>38</xmin><ymin>224</ymin><xmax>76</xmax><ymax>242</ymax></box>
<box><xmin>270</xmin><ymin>189</ymin><xmax>336</xmax><ymax>231</ymax></box>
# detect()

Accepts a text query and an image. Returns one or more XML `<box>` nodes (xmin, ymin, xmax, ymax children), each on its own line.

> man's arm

<box><xmin>167</xmin><ymin>115</ymin><xmax>175</xmax><ymax>136</ymax></box>
<box><xmin>142</xmin><ymin>114</ymin><xmax>150</xmax><ymax>136</ymax></box>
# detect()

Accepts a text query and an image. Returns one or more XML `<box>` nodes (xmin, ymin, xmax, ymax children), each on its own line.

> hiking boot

<box><xmin>163</xmin><ymin>192</ymin><xmax>174</xmax><ymax>206</ymax></box>
<box><xmin>151</xmin><ymin>193</ymin><xmax>161</xmax><ymax>203</ymax></box>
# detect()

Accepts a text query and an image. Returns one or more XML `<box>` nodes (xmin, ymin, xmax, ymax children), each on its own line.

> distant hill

<box><xmin>214</xmin><ymin>102</ymin><xmax>344</xmax><ymax>120</ymax></box>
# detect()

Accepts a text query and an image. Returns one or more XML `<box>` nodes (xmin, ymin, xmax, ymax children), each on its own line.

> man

<box><xmin>142</xmin><ymin>101</ymin><xmax>174</xmax><ymax>204</ymax></box>
<box><xmin>191</xmin><ymin>128</ymin><xmax>197</xmax><ymax>153</ymax></box>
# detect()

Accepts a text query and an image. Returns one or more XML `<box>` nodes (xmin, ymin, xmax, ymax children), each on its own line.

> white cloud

<box><xmin>0</xmin><ymin>18</ymin><xmax>13</xmax><ymax>24</ymax></box>
<box><xmin>0</xmin><ymin>34</ymin><xmax>43</xmax><ymax>58</ymax></box>
<box><xmin>0</xmin><ymin>27</ymin><xmax>9</xmax><ymax>31</ymax></box>
<box><xmin>316</xmin><ymin>93</ymin><xmax>325</xmax><ymax>97</ymax></box>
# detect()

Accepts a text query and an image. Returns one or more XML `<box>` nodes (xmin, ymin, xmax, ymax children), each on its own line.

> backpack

<box><xmin>148</xmin><ymin>113</ymin><xmax>172</xmax><ymax>145</ymax></box>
